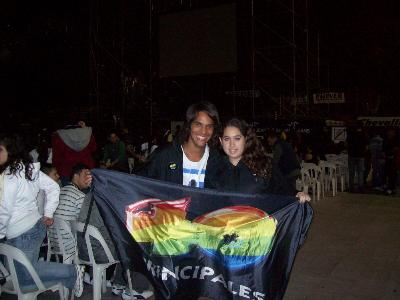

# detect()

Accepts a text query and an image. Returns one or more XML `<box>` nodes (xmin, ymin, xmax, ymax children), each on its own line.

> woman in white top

<box><xmin>0</xmin><ymin>135</ymin><xmax>84</xmax><ymax>297</ymax></box>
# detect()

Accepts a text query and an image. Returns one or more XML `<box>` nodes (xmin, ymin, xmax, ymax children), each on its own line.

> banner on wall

<box><xmin>358</xmin><ymin>117</ymin><xmax>400</xmax><ymax>127</ymax></box>
<box><xmin>313</xmin><ymin>92</ymin><xmax>345</xmax><ymax>104</ymax></box>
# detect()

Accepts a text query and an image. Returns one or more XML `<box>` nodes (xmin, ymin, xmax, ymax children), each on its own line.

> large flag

<box><xmin>91</xmin><ymin>169</ymin><xmax>313</xmax><ymax>300</ymax></box>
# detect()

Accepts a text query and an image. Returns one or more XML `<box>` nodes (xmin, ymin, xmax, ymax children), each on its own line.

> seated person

<box><xmin>48</xmin><ymin>163</ymin><xmax>91</xmax><ymax>261</ymax></box>
<box><xmin>0</xmin><ymin>135</ymin><xmax>84</xmax><ymax>297</ymax></box>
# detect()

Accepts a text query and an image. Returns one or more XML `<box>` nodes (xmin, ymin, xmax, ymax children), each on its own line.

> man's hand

<box><xmin>84</xmin><ymin>169</ymin><xmax>93</xmax><ymax>187</ymax></box>
<box><xmin>43</xmin><ymin>217</ymin><xmax>54</xmax><ymax>226</ymax></box>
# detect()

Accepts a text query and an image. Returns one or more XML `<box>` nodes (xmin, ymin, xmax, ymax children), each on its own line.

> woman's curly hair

<box><xmin>0</xmin><ymin>134</ymin><xmax>34</xmax><ymax>181</ymax></box>
<box><xmin>222</xmin><ymin>118</ymin><xmax>272</xmax><ymax>180</ymax></box>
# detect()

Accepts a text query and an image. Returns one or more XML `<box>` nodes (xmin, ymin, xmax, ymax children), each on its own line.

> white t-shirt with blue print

<box><xmin>182</xmin><ymin>145</ymin><xmax>209</xmax><ymax>188</ymax></box>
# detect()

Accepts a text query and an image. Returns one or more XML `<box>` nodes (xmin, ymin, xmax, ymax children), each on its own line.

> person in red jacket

<box><xmin>52</xmin><ymin>121</ymin><xmax>97</xmax><ymax>186</ymax></box>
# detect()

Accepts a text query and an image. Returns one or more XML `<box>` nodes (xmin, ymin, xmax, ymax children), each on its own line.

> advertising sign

<box><xmin>313</xmin><ymin>92</ymin><xmax>345</xmax><ymax>104</ymax></box>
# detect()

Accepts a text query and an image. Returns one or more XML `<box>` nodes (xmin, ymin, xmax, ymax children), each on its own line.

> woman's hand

<box><xmin>295</xmin><ymin>192</ymin><xmax>311</xmax><ymax>203</ymax></box>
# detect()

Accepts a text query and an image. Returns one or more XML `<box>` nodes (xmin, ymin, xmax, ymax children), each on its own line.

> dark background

<box><xmin>1</xmin><ymin>0</ymin><xmax>399</xmax><ymax>135</ymax></box>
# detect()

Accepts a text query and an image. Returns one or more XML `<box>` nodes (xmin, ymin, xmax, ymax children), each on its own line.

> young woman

<box><xmin>217</xmin><ymin>118</ymin><xmax>310</xmax><ymax>202</ymax></box>
<box><xmin>0</xmin><ymin>135</ymin><xmax>84</xmax><ymax>296</ymax></box>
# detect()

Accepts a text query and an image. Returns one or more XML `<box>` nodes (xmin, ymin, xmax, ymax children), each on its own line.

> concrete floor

<box><xmin>285</xmin><ymin>192</ymin><xmax>400</xmax><ymax>300</ymax></box>
<box><xmin>2</xmin><ymin>192</ymin><xmax>400</xmax><ymax>300</ymax></box>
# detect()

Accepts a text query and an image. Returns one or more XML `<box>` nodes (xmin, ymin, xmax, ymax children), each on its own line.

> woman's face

<box><xmin>0</xmin><ymin>145</ymin><xmax>8</xmax><ymax>166</ymax></box>
<box><xmin>220</xmin><ymin>126</ymin><xmax>246</xmax><ymax>166</ymax></box>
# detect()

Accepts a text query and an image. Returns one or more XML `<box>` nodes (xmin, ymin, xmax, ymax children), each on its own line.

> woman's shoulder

<box><xmin>4</xmin><ymin>162</ymin><xmax>40</xmax><ymax>180</ymax></box>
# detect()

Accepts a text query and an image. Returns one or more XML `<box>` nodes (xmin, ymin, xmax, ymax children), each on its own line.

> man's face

<box><xmin>187</xmin><ymin>111</ymin><xmax>214</xmax><ymax>149</ymax></box>
<box><xmin>74</xmin><ymin>169</ymin><xmax>92</xmax><ymax>190</ymax></box>
<box><xmin>110</xmin><ymin>133</ymin><xmax>118</xmax><ymax>144</ymax></box>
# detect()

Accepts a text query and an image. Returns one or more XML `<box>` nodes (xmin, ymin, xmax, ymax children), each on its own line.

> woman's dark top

<box><xmin>214</xmin><ymin>156</ymin><xmax>298</xmax><ymax>195</ymax></box>
<box><xmin>214</xmin><ymin>156</ymin><xmax>271</xmax><ymax>194</ymax></box>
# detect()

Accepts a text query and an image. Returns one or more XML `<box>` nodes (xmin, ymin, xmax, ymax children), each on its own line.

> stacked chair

<box><xmin>300</xmin><ymin>153</ymin><xmax>349</xmax><ymax>201</ymax></box>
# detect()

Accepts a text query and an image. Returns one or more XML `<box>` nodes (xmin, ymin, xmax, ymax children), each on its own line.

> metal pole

<box><xmin>148</xmin><ymin>0</ymin><xmax>153</xmax><ymax>136</ymax></box>
<box><xmin>233</xmin><ymin>76</ymin><xmax>236</xmax><ymax>115</ymax></box>
<box><xmin>291</xmin><ymin>0</ymin><xmax>297</xmax><ymax>117</ymax></box>
<box><xmin>305</xmin><ymin>0</ymin><xmax>309</xmax><ymax>114</ymax></box>
<box><xmin>251</xmin><ymin>0</ymin><xmax>256</xmax><ymax>121</ymax></box>
<box><xmin>317</xmin><ymin>32</ymin><xmax>320</xmax><ymax>88</ymax></box>
<box><xmin>292</xmin><ymin>0</ymin><xmax>296</xmax><ymax>98</ymax></box>
<box><xmin>120</xmin><ymin>0</ymin><xmax>126</xmax><ymax>125</ymax></box>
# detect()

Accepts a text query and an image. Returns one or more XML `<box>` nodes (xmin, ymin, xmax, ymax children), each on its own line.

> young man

<box><xmin>50</xmin><ymin>163</ymin><xmax>92</xmax><ymax>260</ymax></box>
<box><xmin>101</xmin><ymin>132</ymin><xmax>128</xmax><ymax>172</ymax></box>
<box><xmin>141</xmin><ymin>101</ymin><xmax>221</xmax><ymax>188</ymax></box>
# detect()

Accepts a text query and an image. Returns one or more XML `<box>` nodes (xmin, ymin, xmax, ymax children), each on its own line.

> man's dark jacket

<box><xmin>139</xmin><ymin>142</ymin><xmax>222</xmax><ymax>188</ymax></box>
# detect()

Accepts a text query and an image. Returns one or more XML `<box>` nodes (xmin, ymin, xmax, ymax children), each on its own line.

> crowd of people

<box><xmin>1</xmin><ymin>100</ymin><xmax>399</xmax><ymax>298</ymax></box>
<box><xmin>295</xmin><ymin>124</ymin><xmax>400</xmax><ymax>195</ymax></box>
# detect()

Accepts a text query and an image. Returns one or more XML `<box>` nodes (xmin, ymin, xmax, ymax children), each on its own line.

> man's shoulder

<box><xmin>61</xmin><ymin>184</ymin><xmax>78</xmax><ymax>191</ymax></box>
<box><xmin>151</xmin><ymin>143</ymin><xmax>182</xmax><ymax>159</ymax></box>
<box><xmin>138</xmin><ymin>142</ymin><xmax>182</xmax><ymax>176</ymax></box>
<box><xmin>60</xmin><ymin>184</ymin><xmax>84</xmax><ymax>197</ymax></box>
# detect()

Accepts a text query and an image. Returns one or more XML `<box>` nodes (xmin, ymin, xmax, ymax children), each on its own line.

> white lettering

<box><xmin>199</xmin><ymin>267</ymin><xmax>214</xmax><ymax>279</ymax></box>
<box><xmin>254</xmin><ymin>291</ymin><xmax>266</xmax><ymax>300</ymax></box>
<box><xmin>210</xmin><ymin>274</ymin><xmax>227</xmax><ymax>289</ymax></box>
<box><xmin>146</xmin><ymin>260</ymin><xmax>156</xmax><ymax>276</ymax></box>
<box><xmin>239</xmin><ymin>285</ymin><xmax>251</xmax><ymax>298</ymax></box>
<box><xmin>161</xmin><ymin>266</ymin><xmax>177</xmax><ymax>281</ymax></box>
<box><xmin>180</xmin><ymin>266</ymin><xmax>192</xmax><ymax>280</ymax></box>
<box><xmin>156</xmin><ymin>265</ymin><xmax>161</xmax><ymax>278</ymax></box>
<box><xmin>141</xmin><ymin>259</ymin><xmax>267</xmax><ymax>299</ymax></box>
<box><xmin>228</xmin><ymin>281</ymin><xmax>238</xmax><ymax>295</ymax></box>
<box><xmin>192</xmin><ymin>266</ymin><xmax>200</xmax><ymax>279</ymax></box>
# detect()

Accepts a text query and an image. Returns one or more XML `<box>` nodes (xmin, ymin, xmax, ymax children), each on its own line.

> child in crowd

<box><xmin>37</xmin><ymin>163</ymin><xmax>60</xmax><ymax>226</ymax></box>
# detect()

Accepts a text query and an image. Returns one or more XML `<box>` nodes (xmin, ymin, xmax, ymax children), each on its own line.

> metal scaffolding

<box><xmin>88</xmin><ymin>0</ymin><xmax>322</xmax><ymax>125</ymax></box>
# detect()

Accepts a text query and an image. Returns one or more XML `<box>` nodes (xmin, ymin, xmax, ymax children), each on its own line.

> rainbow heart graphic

<box><xmin>125</xmin><ymin>198</ymin><xmax>277</xmax><ymax>269</ymax></box>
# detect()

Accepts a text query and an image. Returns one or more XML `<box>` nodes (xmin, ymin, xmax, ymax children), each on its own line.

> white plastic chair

<box><xmin>0</xmin><ymin>243</ymin><xmax>66</xmax><ymax>300</ymax></box>
<box><xmin>325</xmin><ymin>154</ymin><xmax>348</xmax><ymax>191</ymax></box>
<box><xmin>325</xmin><ymin>153</ymin><xmax>338</xmax><ymax>161</ymax></box>
<box><xmin>47</xmin><ymin>218</ymin><xmax>77</xmax><ymax>264</ymax></box>
<box><xmin>128</xmin><ymin>158</ymin><xmax>134</xmax><ymax>174</ymax></box>
<box><xmin>75</xmin><ymin>222</ymin><xmax>119</xmax><ymax>300</ymax></box>
<box><xmin>301</xmin><ymin>163</ymin><xmax>323</xmax><ymax>201</ymax></box>
<box><xmin>329</xmin><ymin>160</ymin><xmax>346</xmax><ymax>192</ymax></box>
<box><xmin>0</xmin><ymin>260</ymin><xmax>12</xmax><ymax>296</ymax></box>
<box><xmin>337</xmin><ymin>153</ymin><xmax>349</xmax><ymax>189</ymax></box>
<box><xmin>319</xmin><ymin>160</ymin><xmax>337</xmax><ymax>196</ymax></box>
